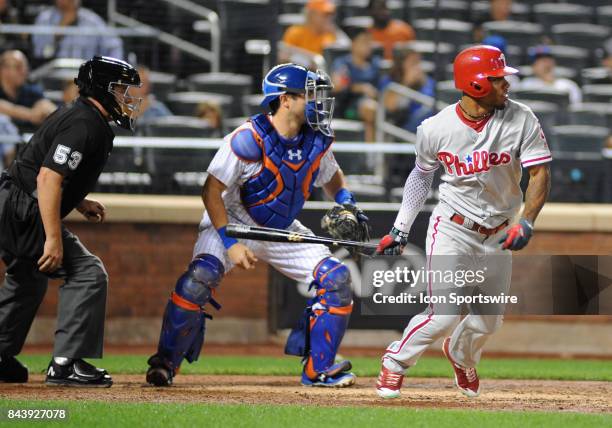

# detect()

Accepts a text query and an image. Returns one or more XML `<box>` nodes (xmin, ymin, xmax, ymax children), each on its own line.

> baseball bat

<box><xmin>225</xmin><ymin>223</ymin><xmax>379</xmax><ymax>253</ymax></box>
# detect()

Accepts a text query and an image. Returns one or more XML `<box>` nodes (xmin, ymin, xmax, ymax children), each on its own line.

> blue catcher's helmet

<box><xmin>261</xmin><ymin>63</ymin><xmax>335</xmax><ymax>137</ymax></box>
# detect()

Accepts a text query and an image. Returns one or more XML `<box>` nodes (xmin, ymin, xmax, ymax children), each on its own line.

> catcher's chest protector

<box><xmin>241</xmin><ymin>114</ymin><xmax>333</xmax><ymax>229</ymax></box>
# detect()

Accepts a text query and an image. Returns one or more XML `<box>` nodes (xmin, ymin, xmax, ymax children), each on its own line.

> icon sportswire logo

<box><xmin>437</xmin><ymin>150</ymin><xmax>512</xmax><ymax>176</ymax></box>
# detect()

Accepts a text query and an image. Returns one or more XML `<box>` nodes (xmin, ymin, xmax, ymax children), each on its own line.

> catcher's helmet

<box><xmin>261</xmin><ymin>63</ymin><xmax>335</xmax><ymax>137</ymax></box>
<box><xmin>453</xmin><ymin>45</ymin><xmax>518</xmax><ymax>98</ymax></box>
<box><xmin>75</xmin><ymin>56</ymin><xmax>142</xmax><ymax>130</ymax></box>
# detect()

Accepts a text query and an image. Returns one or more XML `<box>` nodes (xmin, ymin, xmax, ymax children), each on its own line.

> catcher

<box><xmin>146</xmin><ymin>63</ymin><xmax>369</xmax><ymax>387</ymax></box>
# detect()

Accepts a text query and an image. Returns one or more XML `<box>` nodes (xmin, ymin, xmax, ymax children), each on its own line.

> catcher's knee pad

<box><xmin>156</xmin><ymin>254</ymin><xmax>224</xmax><ymax>371</ymax></box>
<box><xmin>306</xmin><ymin>257</ymin><xmax>353</xmax><ymax>377</ymax></box>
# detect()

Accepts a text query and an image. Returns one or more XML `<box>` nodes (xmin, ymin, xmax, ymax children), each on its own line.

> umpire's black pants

<box><xmin>0</xmin><ymin>176</ymin><xmax>108</xmax><ymax>359</ymax></box>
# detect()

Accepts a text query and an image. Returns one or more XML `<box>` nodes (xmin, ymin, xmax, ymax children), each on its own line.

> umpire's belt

<box><xmin>450</xmin><ymin>213</ymin><xmax>508</xmax><ymax>236</ymax></box>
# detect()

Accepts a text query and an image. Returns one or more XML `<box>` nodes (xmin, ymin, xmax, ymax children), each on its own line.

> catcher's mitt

<box><xmin>321</xmin><ymin>204</ymin><xmax>370</xmax><ymax>243</ymax></box>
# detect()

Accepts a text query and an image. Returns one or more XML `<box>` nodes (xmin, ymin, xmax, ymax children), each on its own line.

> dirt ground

<box><xmin>2</xmin><ymin>374</ymin><xmax>611</xmax><ymax>414</ymax></box>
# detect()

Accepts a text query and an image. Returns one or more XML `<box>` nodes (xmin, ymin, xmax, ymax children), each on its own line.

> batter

<box><xmin>375</xmin><ymin>45</ymin><xmax>552</xmax><ymax>398</ymax></box>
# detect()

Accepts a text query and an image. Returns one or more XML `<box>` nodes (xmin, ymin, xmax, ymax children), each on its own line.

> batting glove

<box><xmin>376</xmin><ymin>227</ymin><xmax>409</xmax><ymax>256</ymax></box>
<box><xmin>499</xmin><ymin>219</ymin><xmax>533</xmax><ymax>251</ymax></box>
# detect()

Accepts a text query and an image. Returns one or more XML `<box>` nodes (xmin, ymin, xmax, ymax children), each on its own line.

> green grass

<box><xmin>17</xmin><ymin>354</ymin><xmax>612</xmax><ymax>381</ymax></box>
<box><xmin>0</xmin><ymin>401</ymin><xmax>610</xmax><ymax>428</ymax></box>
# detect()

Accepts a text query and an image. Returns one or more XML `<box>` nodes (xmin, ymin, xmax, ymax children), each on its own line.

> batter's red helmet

<box><xmin>453</xmin><ymin>45</ymin><xmax>518</xmax><ymax>98</ymax></box>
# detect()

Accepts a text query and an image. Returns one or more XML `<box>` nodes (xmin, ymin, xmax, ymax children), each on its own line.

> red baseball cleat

<box><xmin>442</xmin><ymin>337</ymin><xmax>480</xmax><ymax>397</ymax></box>
<box><xmin>375</xmin><ymin>362</ymin><xmax>404</xmax><ymax>399</ymax></box>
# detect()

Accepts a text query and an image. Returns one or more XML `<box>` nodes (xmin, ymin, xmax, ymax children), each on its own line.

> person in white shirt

<box><xmin>520</xmin><ymin>45</ymin><xmax>582</xmax><ymax>105</ymax></box>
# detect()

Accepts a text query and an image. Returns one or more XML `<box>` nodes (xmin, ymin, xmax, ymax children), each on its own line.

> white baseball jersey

<box><xmin>416</xmin><ymin>100</ymin><xmax>552</xmax><ymax>228</ymax></box>
<box><xmin>193</xmin><ymin>121</ymin><xmax>339</xmax><ymax>282</ymax></box>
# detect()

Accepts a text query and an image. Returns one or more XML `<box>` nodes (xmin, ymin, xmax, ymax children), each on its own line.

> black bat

<box><xmin>225</xmin><ymin>223</ymin><xmax>379</xmax><ymax>254</ymax></box>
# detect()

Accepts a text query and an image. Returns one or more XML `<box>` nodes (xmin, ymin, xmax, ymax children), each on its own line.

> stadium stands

<box><xmin>0</xmin><ymin>0</ymin><xmax>609</xmax><ymax>202</ymax></box>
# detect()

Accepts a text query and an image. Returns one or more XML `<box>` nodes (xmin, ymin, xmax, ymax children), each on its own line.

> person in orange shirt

<box><xmin>281</xmin><ymin>0</ymin><xmax>349</xmax><ymax>61</ymax></box>
<box><xmin>368</xmin><ymin>0</ymin><xmax>416</xmax><ymax>60</ymax></box>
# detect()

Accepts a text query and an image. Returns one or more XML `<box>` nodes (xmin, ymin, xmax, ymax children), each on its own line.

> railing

<box><xmin>376</xmin><ymin>82</ymin><xmax>450</xmax><ymax>144</ymax></box>
<box><xmin>107</xmin><ymin>0</ymin><xmax>220</xmax><ymax>72</ymax></box>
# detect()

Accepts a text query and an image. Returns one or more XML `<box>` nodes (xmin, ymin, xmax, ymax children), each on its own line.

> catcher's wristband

<box><xmin>216</xmin><ymin>226</ymin><xmax>239</xmax><ymax>249</ymax></box>
<box><xmin>334</xmin><ymin>188</ymin><xmax>356</xmax><ymax>206</ymax></box>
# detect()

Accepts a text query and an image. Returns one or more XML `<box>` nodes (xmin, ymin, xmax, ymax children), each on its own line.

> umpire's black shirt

<box><xmin>8</xmin><ymin>97</ymin><xmax>114</xmax><ymax>218</ymax></box>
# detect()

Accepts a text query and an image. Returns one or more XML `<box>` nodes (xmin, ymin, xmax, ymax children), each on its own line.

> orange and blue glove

<box><xmin>499</xmin><ymin>219</ymin><xmax>533</xmax><ymax>251</ymax></box>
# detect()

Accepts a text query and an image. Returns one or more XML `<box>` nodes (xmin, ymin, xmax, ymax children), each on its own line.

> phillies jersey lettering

<box><xmin>437</xmin><ymin>150</ymin><xmax>512</xmax><ymax>176</ymax></box>
<box><xmin>415</xmin><ymin>100</ymin><xmax>552</xmax><ymax>228</ymax></box>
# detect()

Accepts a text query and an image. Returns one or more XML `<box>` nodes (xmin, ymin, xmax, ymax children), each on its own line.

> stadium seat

<box><xmin>186</xmin><ymin>72</ymin><xmax>253</xmax><ymax>117</ymax></box>
<box><xmin>596</xmin><ymin>6</ymin><xmax>612</xmax><ymax>27</ymax></box>
<box><xmin>551</xmin><ymin>125</ymin><xmax>608</xmax><ymax>153</ymax></box>
<box><xmin>482</xmin><ymin>21</ymin><xmax>544</xmax><ymax>48</ymax></box>
<box><xmin>533</xmin><ymin>3</ymin><xmax>593</xmax><ymax>34</ymax></box>
<box><xmin>513</xmin><ymin>99</ymin><xmax>559</xmax><ymax>140</ymax></box>
<box><xmin>568</xmin><ymin>103</ymin><xmax>612</xmax><ymax>128</ymax></box>
<box><xmin>342</xmin><ymin>16</ymin><xmax>373</xmax><ymax>29</ymax></box>
<box><xmin>165</xmin><ymin>91</ymin><xmax>233</xmax><ymax>118</ymax></box>
<box><xmin>40</xmin><ymin>68</ymin><xmax>79</xmax><ymax>91</ymax></box>
<box><xmin>141</xmin><ymin>115</ymin><xmax>217</xmax><ymax>138</ymax></box>
<box><xmin>148</xmin><ymin>71</ymin><xmax>178</xmax><ymax>102</ymax></box>
<box><xmin>582</xmin><ymin>85</ymin><xmax>612</xmax><ymax>103</ymax></box>
<box><xmin>394</xmin><ymin>40</ymin><xmax>455</xmax><ymax>71</ymax></box>
<box><xmin>413</xmin><ymin>19</ymin><xmax>473</xmax><ymax>47</ymax></box>
<box><xmin>340</xmin><ymin>0</ymin><xmax>404</xmax><ymax>20</ymax></box>
<box><xmin>410</xmin><ymin>0</ymin><xmax>470</xmax><ymax>22</ymax></box>
<box><xmin>511</xmin><ymin>88</ymin><xmax>570</xmax><ymax>122</ymax></box>
<box><xmin>581</xmin><ymin>68</ymin><xmax>612</xmax><ymax>85</ymax></box>
<box><xmin>330</xmin><ymin>119</ymin><xmax>368</xmax><ymax>175</ymax></box>
<box><xmin>278</xmin><ymin>13</ymin><xmax>304</xmax><ymax>35</ymax></box>
<box><xmin>518</xmin><ymin>65</ymin><xmax>578</xmax><ymax>82</ymax></box>
<box><xmin>242</xmin><ymin>94</ymin><xmax>267</xmax><ymax>117</ymax></box>
<box><xmin>540</xmin><ymin>45</ymin><xmax>590</xmax><ymax>72</ymax></box>
<box><xmin>281</xmin><ymin>0</ymin><xmax>307</xmax><ymax>14</ymax></box>
<box><xmin>436</xmin><ymin>80</ymin><xmax>461</xmax><ymax>105</ymax></box>
<box><xmin>549</xmin><ymin>158</ymin><xmax>607</xmax><ymax>203</ymax></box>
<box><xmin>470</xmin><ymin>1</ymin><xmax>530</xmax><ymax>22</ymax></box>
<box><xmin>551</xmin><ymin>24</ymin><xmax>610</xmax><ymax>51</ymax></box>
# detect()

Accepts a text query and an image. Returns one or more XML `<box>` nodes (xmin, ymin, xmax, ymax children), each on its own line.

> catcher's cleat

<box><xmin>45</xmin><ymin>359</ymin><xmax>112</xmax><ymax>388</ymax></box>
<box><xmin>146</xmin><ymin>354</ymin><xmax>173</xmax><ymax>387</ymax></box>
<box><xmin>301</xmin><ymin>360</ymin><xmax>356</xmax><ymax>388</ymax></box>
<box><xmin>443</xmin><ymin>337</ymin><xmax>480</xmax><ymax>397</ymax></box>
<box><xmin>375</xmin><ymin>363</ymin><xmax>404</xmax><ymax>399</ymax></box>
<box><xmin>0</xmin><ymin>355</ymin><xmax>28</xmax><ymax>383</ymax></box>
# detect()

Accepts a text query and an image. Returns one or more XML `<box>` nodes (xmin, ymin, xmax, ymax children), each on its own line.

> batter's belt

<box><xmin>450</xmin><ymin>213</ymin><xmax>509</xmax><ymax>236</ymax></box>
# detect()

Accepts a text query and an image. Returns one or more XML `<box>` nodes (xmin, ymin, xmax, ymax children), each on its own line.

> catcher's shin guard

<box><xmin>149</xmin><ymin>254</ymin><xmax>223</xmax><ymax>381</ymax></box>
<box><xmin>303</xmin><ymin>257</ymin><xmax>354</xmax><ymax>382</ymax></box>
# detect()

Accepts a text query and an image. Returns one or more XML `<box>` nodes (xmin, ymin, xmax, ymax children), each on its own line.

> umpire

<box><xmin>0</xmin><ymin>56</ymin><xmax>141</xmax><ymax>387</ymax></box>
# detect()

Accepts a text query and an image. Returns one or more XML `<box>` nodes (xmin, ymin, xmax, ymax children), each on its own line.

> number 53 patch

<box><xmin>53</xmin><ymin>144</ymin><xmax>83</xmax><ymax>170</ymax></box>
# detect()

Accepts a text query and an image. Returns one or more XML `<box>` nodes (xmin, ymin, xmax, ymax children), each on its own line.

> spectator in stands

<box><xmin>331</xmin><ymin>27</ymin><xmax>382</xmax><ymax>142</ymax></box>
<box><xmin>195</xmin><ymin>101</ymin><xmax>223</xmax><ymax>137</ymax></box>
<box><xmin>380</xmin><ymin>47</ymin><xmax>435</xmax><ymax>134</ymax></box>
<box><xmin>131</xmin><ymin>65</ymin><xmax>171</xmax><ymax>121</ymax></box>
<box><xmin>367</xmin><ymin>0</ymin><xmax>415</xmax><ymax>60</ymax></box>
<box><xmin>32</xmin><ymin>0</ymin><xmax>123</xmax><ymax>61</ymax></box>
<box><xmin>520</xmin><ymin>45</ymin><xmax>582</xmax><ymax>105</ymax></box>
<box><xmin>0</xmin><ymin>50</ymin><xmax>57</xmax><ymax>131</ymax></box>
<box><xmin>0</xmin><ymin>0</ymin><xmax>27</xmax><ymax>52</ymax></box>
<box><xmin>473</xmin><ymin>0</ymin><xmax>513</xmax><ymax>42</ymax></box>
<box><xmin>280</xmin><ymin>0</ymin><xmax>349</xmax><ymax>66</ymax></box>
<box><xmin>602</xmin><ymin>38</ymin><xmax>612</xmax><ymax>79</ymax></box>
<box><xmin>0</xmin><ymin>114</ymin><xmax>19</xmax><ymax>170</ymax></box>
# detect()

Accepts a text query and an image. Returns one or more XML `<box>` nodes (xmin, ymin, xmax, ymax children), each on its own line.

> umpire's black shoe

<box><xmin>146</xmin><ymin>354</ymin><xmax>173</xmax><ymax>387</ymax></box>
<box><xmin>0</xmin><ymin>355</ymin><xmax>28</xmax><ymax>383</ymax></box>
<box><xmin>45</xmin><ymin>359</ymin><xmax>113</xmax><ymax>388</ymax></box>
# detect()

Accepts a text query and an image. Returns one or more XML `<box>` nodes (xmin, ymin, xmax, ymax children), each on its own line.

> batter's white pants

<box><xmin>383</xmin><ymin>202</ymin><xmax>512</xmax><ymax>371</ymax></box>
